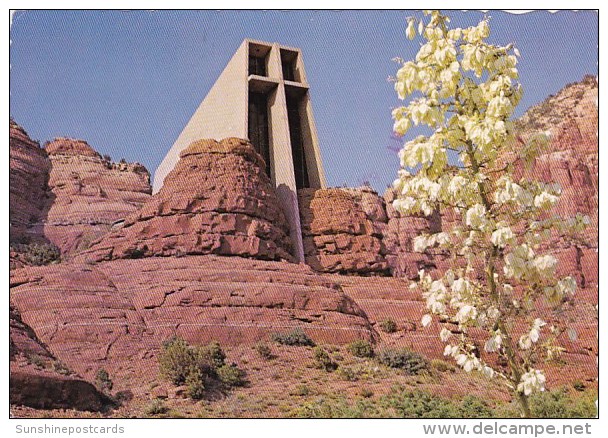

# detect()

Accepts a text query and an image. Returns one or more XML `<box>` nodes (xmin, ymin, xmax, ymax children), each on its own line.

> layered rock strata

<box><xmin>298</xmin><ymin>186</ymin><xmax>389</xmax><ymax>275</ymax></box>
<box><xmin>10</xmin><ymin>306</ymin><xmax>110</xmax><ymax>411</ymax></box>
<box><xmin>41</xmin><ymin>138</ymin><xmax>152</xmax><ymax>256</ymax></box>
<box><xmin>10</xmin><ymin>255</ymin><xmax>375</xmax><ymax>383</ymax></box>
<box><xmin>9</xmin><ymin>120</ymin><xmax>51</xmax><ymax>244</ymax></box>
<box><xmin>79</xmin><ymin>138</ymin><xmax>293</xmax><ymax>262</ymax></box>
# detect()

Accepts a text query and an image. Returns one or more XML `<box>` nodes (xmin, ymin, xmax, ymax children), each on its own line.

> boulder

<box><xmin>78</xmin><ymin>138</ymin><xmax>293</xmax><ymax>262</ymax></box>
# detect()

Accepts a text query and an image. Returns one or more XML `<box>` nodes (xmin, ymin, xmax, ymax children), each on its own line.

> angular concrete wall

<box><xmin>153</xmin><ymin>41</ymin><xmax>249</xmax><ymax>193</ymax></box>
<box><xmin>153</xmin><ymin>39</ymin><xmax>327</xmax><ymax>262</ymax></box>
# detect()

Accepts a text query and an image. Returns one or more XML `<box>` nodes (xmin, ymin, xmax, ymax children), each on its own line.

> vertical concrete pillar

<box><xmin>267</xmin><ymin>43</ymin><xmax>306</xmax><ymax>263</ymax></box>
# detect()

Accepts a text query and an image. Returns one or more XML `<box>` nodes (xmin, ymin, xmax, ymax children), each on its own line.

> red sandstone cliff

<box><xmin>41</xmin><ymin>137</ymin><xmax>152</xmax><ymax>256</ymax></box>
<box><xmin>78</xmin><ymin>138</ymin><xmax>294</xmax><ymax>262</ymax></box>
<box><xmin>9</xmin><ymin>120</ymin><xmax>51</xmax><ymax>244</ymax></box>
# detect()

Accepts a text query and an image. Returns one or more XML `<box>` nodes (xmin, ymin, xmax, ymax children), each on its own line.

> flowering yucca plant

<box><xmin>391</xmin><ymin>10</ymin><xmax>589</xmax><ymax>417</ymax></box>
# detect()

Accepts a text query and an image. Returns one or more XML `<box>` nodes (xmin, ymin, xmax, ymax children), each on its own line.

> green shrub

<box><xmin>347</xmin><ymin>339</ymin><xmax>374</xmax><ymax>358</ymax></box>
<box><xmin>195</xmin><ymin>341</ymin><xmax>226</xmax><ymax>369</ymax></box>
<box><xmin>254</xmin><ymin>342</ymin><xmax>273</xmax><ymax>360</ymax></box>
<box><xmin>216</xmin><ymin>364</ymin><xmax>246</xmax><ymax>388</ymax></box>
<box><xmin>11</xmin><ymin>242</ymin><xmax>61</xmax><ymax>266</ymax></box>
<box><xmin>185</xmin><ymin>366</ymin><xmax>206</xmax><ymax>400</ymax></box>
<box><xmin>288</xmin><ymin>396</ymin><xmax>383</xmax><ymax>418</ymax></box>
<box><xmin>271</xmin><ymin>328</ymin><xmax>315</xmax><ymax>346</ymax></box>
<box><xmin>336</xmin><ymin>366</ymin><xmax>359</xmax><ymax>381</ymax></box>
<box><xmin>313</xmin><ymin>346</ymin><xmax>337</xmax><ymax>372</ymax></box>
<box><xmin>573</xmin><ymin>380</ymin><xmax>586</xmax><ymax>392</ymax></box>
<box><xmin>158</xmin><ymin>337</ymin><xmax>194</xmax><ymax>385</ymax></box>
<box><xmin>290</xmin><ymin>384</ymin><xmax>311</xmax><ymax>396</ymax></box>
<box><xmin>431</xmin><ymin>358</ymin><xmax>455</xmax><ymax>373</ymax></box>
<box><xmin>143</xmin><ymin>399</ymin><xmax>168</xmax><ymax>416</ymax></box>
<box><xmin>360</xmin><ymin>388</ymin><xmax>374</xmax><ymax>398</ymax></box>
<box><xmin>458</xmin><ymin>395</ymin><xmax>494</xmax><ymax>418</ymax></box>
<box><xmin>26</xmin><ymin>353</ymin><xmax>47</xmax><ymax>369</ymax></box>
<box><xmin>158</xmin><ymin>337</ymin><xmax>238</xmax><ymax>400</ymax></box>
<box><xmin>382</xmin><ymin>389</ymin><xmax>454</xmax><ymax>418</ymax></box>
<box><xmin>530</xmin><ymin>388</ymin><xmax>597</xmax><ymax>418</ymax></box>
<box><xmin>52</xmin><ymin>361</ymin><xmax>71</xmax><ymax>376</ymax></box>
<box><xmin>377</xmin><ymin>348</ymin><xmax>428</xmax><ymax>374</ymax></box>
<box><xmin>95</xmin><ymin>368</ymin><xmax>113</xmax><ymax>393</ymax></box>
<box><xmin>379</xmin><ymin>319</ymin><xmax>397</xmax><ymax>333</ymax></box>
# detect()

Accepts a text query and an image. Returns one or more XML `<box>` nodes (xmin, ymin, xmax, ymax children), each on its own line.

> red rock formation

<box><xmin>298</xmin><ymin>187</ymin><xmax>389</xmax><ymax>275</ymax></box>
<box><xmin>79</xmin><ymin>138</ymin><xmax>293</xmax><ymax>262</ymax></box>
<box><xmin>10</xmin><ymin>306</ymin><xmax>110</xmax><ymax>411</ymax></box>
<box><xmin>9</xmin><ymin>120</ymin><xmax>51</xmax><ymax>244</ymax></box>
<box><xmin>42</xmin><ymin>138</ymin><xmax>152</xmax><ymax>256</ymax></box>
<box><xmin>10</xmin><ymin>255</ymin><xmax>375</xmax><ymax>384</ymax></box>
<box><xmin>514</xmin><ymin>75</ymin><xmax>598</xmax><ymax>294</ymax></box>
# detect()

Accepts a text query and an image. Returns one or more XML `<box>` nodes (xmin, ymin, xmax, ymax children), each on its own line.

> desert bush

<box><xmin>360</xmin><ymin>388</ymin><xmax>374</xmax><ymax>398</ymax></box>
<box><xmin>288</xmin><ymin>388</ymin><xmax>493</xmax><ymax>418</ymax></box>
<box><xmin>290</xmin><ymin>384</ymin><xmax>311</xmax><ymax>396</ymax></box>
<box><xmin>195</xmin><ymin>341</ymin><xmax>226</xmax><ymax>369</ymax></box>
<box><xmin>288</xmin><ymin>396</ymin><xmax>384</xmax><ymax>418</ymax></box>
<box><xmin>216</xmin><ymin>364</ymin><xmax>246</xmax><ymax>388</ymax></box>
<box><xmin>430</xmin><ymin>359</ymin><xmax>456</xmax><ymax>373</ymax></box>
<box><xmin>347</xmin><ymin>339</ymin><xmax>374</xmax><ymax>358</ymax></box>
<box><xmin>313</xmin><ymin>346</ymin><xmax>337</xmax><ymax>372</ymax></box>
<box><xmin>143</xmin><ymin>399</ymin><xmax>168</xmax><ymax>416</ymax></box>
<box><xmin>336</xmin><ymin>366</ymin><xmax>359</xmax><ymax>381</ymax></box>
<box><xmin>95</xmin><ymin>368</ymin><xmax>113</xmax><ymax>392</ymax></box>
<box><xmin>185</xmin><ymin>366</ymin><xmax>206</xmax><ymax>400</ymax></box>
<box><xmin>52</xmin><ymin>360</ymin><xmax>71</xmax><ymax>376</ymax></box>
<box><xmin>458</xmin><ymin>395</ymin><xmax>494</xmax><ymax>418</ymax></box>
<box><xmin>529</xmin><ymin>388</ymin><xmax>597</xmax><ymax>418</ymax></box>
<box><xmin>377</xmin><ymin>348</ymin><xmax>428</xmax><ymax>375</ymax></box>
<box><xmin>573</xmin><ymin>380</ymin><xmax>586</xmax><ymax>392</ymax></box>
<box><xmin>381</xmin><ymin>388</ymin><xmax>460</xmax><ymax>418</ymax></box>
<box><xmin>158</xmin><ymin>337</ymin><xmax>240</xmax><ymax>399</ymax></box>
<box><xmin>26</xmin><ymin>353</ymin><xmax>47</xmax><ymax>369</ymax></box>
<box><xmin>379</xmin><ymin>318</ymin><xmax>397</xmax><ymax>333</ymax></box>
<box><xmin>158</xmin><ymin>337</ymin><xmax>194</xmax><ymax>385</ymax></box>
<box><xmin>12</xmin><ymin>242</ymin><xmax>61</xmax><ymax>266</ymax></box>
<box><xmin>271</xmin><ymin>328</ymin><xmax>315</xmax><ymax>346</ymax></box>
<box><xmin>254</xmin><ymin>342</ymin><xmax>273</xmax><ymax>360</ymax></box>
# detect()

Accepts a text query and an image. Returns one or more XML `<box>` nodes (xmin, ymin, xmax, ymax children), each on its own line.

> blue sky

<box><xmin>9</xmin><ymin>10</ymin><xmax>598</xmax><ymax>192</ymax></box>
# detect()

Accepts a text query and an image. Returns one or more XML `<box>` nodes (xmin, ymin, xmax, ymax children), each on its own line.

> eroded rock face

<box><xmin>10</xmin><ymin>255</ymin><xmax>375</xmax><ymax>383</ymax></box>
<box><xmin>41</xmin><ymin>138</ymin><xmax>152</xmax><ymax>256</ymax></box>
<box><xmin>9</xmin><ymin>121</ymin><xmax>51</xmax><ymax>244</ymax></box>
<box><xmin>298</xmin><ymin>187</ymin><xmax>389</xmax><ymax>275</ymax></box>
<box><xmin>514</xmin><ymin>75</ymin><xmax>598</xmax><ymax>294</ymax></box>
<box><xmin>79</xmin><ymin>138</ymin><xmax>293</xmax><ymax>262</ymax></box>
<box><xmin>10</xmin><ymin>306</ymin><xmax>110</xmax><ymax>411</ymax></box>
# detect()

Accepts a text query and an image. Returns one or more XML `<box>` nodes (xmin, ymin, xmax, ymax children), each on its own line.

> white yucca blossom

<box><xmin>491</xmin><ymin>226</ymin><xmax>515</xmax><ymax>248</ymax></box>
<box><xmin>443</xmin><ymin>344</ymin><xmax>458</xmax><ymax>357</ymax></box>
<box><xmin>484</xmin><ymin>330</ymin><xmax>503</xmax><ymax>352</ymax></box>
<box><xmin>531</xmin><ymin>254</ymin><xmax>557</xmax><ymax>279</ymax></box>
<box><xmin>464</xmin><ymin>204</ymin><xmax>487</xmax><ymax>229</ymax></box>
<box><xmin>456</xmin><ymin>353</ymin><xmax>481</xmax><ymax>373</ymax></box>
<box><xmin>393</xmin><ymin>117</ymin><xmax>412</xmax><ymax>136</ymax></box>
<box><xmin>455</xmin><ymin>304</ymin><xmax>477</xmax><ymax>324</ymax></box>
<box><xmin>406</xmin><ymin>18</ymin><xmax>416</xmax><ymax>40</ymax></box>
<box><xmin>440</xmin><ymin>327</ymin><xmax>452</xmax><ymax>342</ymax></box>
<box><xmin>421</xmin><ymin>314</ymin><xmax>433</xmax><ymax>327</ymax></box>
<box><xmin>555</xmin><ymin>276</ymin><xmax>577</xmax><ymax>297</ymax></box>
<box><xmin>413</xmin><ymin>235</ymin><xmax>429</xmax><ymax>253</ymax></box>
<box><xmin>517</xmin><ymin>369</ymin><xmax>546</xmax><ymax>395</ymax></box>
<box><xmin>519</xmin><ymin>318</ymin><xmax>546</xmax><ymax>350</ymax></box>
<box><xmin>533</xmin><ymin>191</ymin><xmax>559</xmax><ymax>210</ymax></box>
